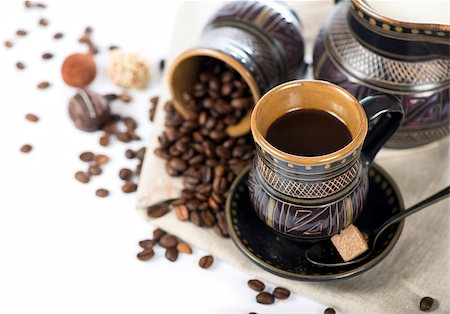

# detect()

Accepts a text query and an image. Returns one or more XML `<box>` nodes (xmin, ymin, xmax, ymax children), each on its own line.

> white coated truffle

<box><xmin>107</xmin><ymin>50</ymin><xmax>150</xmax><ymax>89</ymax></box>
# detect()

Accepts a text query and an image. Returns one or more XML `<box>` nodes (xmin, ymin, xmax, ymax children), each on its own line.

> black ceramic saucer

<box><xmin>226</xmin><ymin>164</ymin><xmax>405</xmax><ymax>281</ymax></box>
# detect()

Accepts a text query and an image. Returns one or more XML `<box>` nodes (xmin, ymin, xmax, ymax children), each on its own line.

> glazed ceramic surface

<box><xmin>227</xmin><ymin>164</ymin><xmax>405</xmax><ymax>281</ymax></box>
<box><xmin>249</xmin><ymin>80</ymin><xmax>403</xmax><ymax>239</ymax></box>
<box><xmin>313</xmin><ymin>0</ymin><xmax>450</xmax><ymax>148</ymax></box>
<box><xmin>168</xmin><ymin>0</ymin><xmax>305</xmax><ymax>137</ymax></box>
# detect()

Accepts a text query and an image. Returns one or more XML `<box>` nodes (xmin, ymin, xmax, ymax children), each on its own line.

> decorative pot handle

<box><xmin>360</xmin><ymin>94</ymin><xmax>404</xmax><ymax>165</ymax></box>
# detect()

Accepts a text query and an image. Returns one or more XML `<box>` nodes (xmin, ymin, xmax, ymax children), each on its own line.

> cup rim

<box><xmin>250</xmin><ymin>80</ymin><xmax>368</xmax><ymax>165</ymax></box>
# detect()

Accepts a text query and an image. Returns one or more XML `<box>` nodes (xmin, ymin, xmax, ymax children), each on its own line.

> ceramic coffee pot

<box><xmin>313</xmin><ymin>0</ymin><xmax>449</xmax><ymax>148</ymax></box>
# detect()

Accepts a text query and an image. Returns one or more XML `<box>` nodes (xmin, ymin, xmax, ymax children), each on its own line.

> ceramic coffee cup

<box><xmin>168</xmin><ymin>1</ymin><xmax>306</xmax><ymax>137</ymax></box>
<box><xmin>248</xmin><ymin>80</ymin><xmax>404</xmax><ymax>239</ymax></box>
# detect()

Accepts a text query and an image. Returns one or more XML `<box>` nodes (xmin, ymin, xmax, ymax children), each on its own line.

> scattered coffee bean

<box><xmin>53</xmin><ymin>32</ymin><xmax>63</xmax><ymax>39</ymax></box>
<box><xmin>122</xmin><ymin>182</ymin><xmax>137</xmax><ymax>193</ymax></box>
<box><xmin>137</xmin><ymin>248</ymin><xmax>154</xmax><ymax>261</ymax></box>
<box><xmin>42</xmin><ymin>52</ymin><xmax>53</xmax><ymax>60</ymax></box>
<box><xmin>324</xmin><ymin>308</ymin><xmax>336</xmax><ymax>314</ymax></box>
<box><xmin>256</xmin><ymin>292</ymin><xmax>274</xmax><ymax>305</ymax></box>
<box><xmin>139</xmin><ymin>239</ymin><xmax>154</xmax><ymax>249</ymax></box>
<box><xmin>79</xmin><ymin>26</ymin><xmax>98</xmax><ymax>54</ymax></box>
<box><xmin>420</xmin><ymin>297</ymin><xmax>434</xmax><ymax>312</ymax></box>
<box><xmin>165</xmin><ymin>247</ymin><xmax>178</xmax><ymax>262</ymax></box>
<box><xmin>153</xmin><ymin>228</ymin><xmax>166</xmax><ymax>242</ymax></box>
<box><xmin>147</xmin><ymin>204</ymin><xmax>170</xmax><ymax>218</ymax></box>
<box><xmin>94</xmin><ymin>154</ymin><xmax>109</xmax><ymax>165</ymax></box>
<box><xmin>79</xmin><ymin>151</ymin><xmax>94</xmax><ymax>162</ymax></box>
<box><xmin>95</xmin><ymin>188</ymin><xmax>109</xmax><ymax>197</ymax></box>
<box><xmin>25</xmin><ymin>113</ymin><xmax>39</xmax><ymax>122</ymax></box>
<box><xmin>75</xmin><ymin>171</ymin><xmax>90</xmax><ymax>183</ymax></box>
<box><xmin>37</xmin><ymin>81</ymin><xmax>50</xmax><ymax>89</ymax></box>
<box><xmin>24</xmin><ymin>1</ymin><xmax>46</xmax><ymax>9</ymax></box>
<box><xmin>176</xmin><ymin>242</ymin><xmax>192</xmax><ymax>254</ymax></box>
<box><xmin>159</xmin><ymin>59</ymin><xmax>165</xmax><ymax>71</ymax></box>
<box><xmin>88</xmin><ymin>165</ymin><xmax>102</xmax><ymax>176</ymax></box>
<box><xmin>119</xmin><ymin>93</ymin><xmax>132</xmax><ymax>103</ymax></box>
<box><xmin>247</xmin><ymin>279</ymin><xmax>265</xmax><ymax>292</ymax></box>
<box><xmin>175</xmin><ymin>205</ymin><xmax>189</xmax><ymax>221</ymax></box>
<box><xmin>99</xmin><ymin>135</ymin><xmax>110</xmax><ymax>147</ymax></box>
<box><xmin>4</xmin><ymin>40</ymin><xmax>14</xmax><ymax>48</ymax></box>
<box><xmin>38</xmin><ymin>18</ymin><xmax>48</xmax><ymax>26</ymax></box>
<box><xmin>119</xmin><ymin>168</ymin><xmax>133</xmax><ymax>181</ymax></box>
<box><xmin>159</xmin><ymin>234</ymin><xmax>177</xmax><ymax>248</ymax></box>
<box><xmin>199</xmin><ymin>255</ymin><xmax>214</xmax><ymax>269</ymax></box>
<box><xmin>125</xmin><ymin>149</ymin><xmax>136</xmax><ymax>159</ymax></box>
<box><xmin>16</xmin><ymin>62</ymin><xmax>25</xmax><ymax>70</ymax></box>
<box><xmin>109</xmin><ymin>45</ymin><xmax>119</xmax><ymax>50</ymax></box>
<box><xmin>273</xmin><ymin>287</ymin><xmax>290</xmax><ymax>300</ymax></box>
<box><xmin>20</xmin><ymin>144</ymin><xmax>32</xmax><ymax>153</ymax></box>
<box><xmin>16</xmin><ymin>30</ymin><xmax>28</xmax><ymax>36</ymax></box>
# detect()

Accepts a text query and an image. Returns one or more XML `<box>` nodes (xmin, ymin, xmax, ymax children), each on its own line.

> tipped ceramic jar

<box><xmin>168</xmin><ymin>1</ymin><xmax>306</xmax><ymax>137</ymax></box>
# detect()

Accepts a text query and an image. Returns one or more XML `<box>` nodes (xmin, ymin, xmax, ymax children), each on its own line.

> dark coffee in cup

<box><xmin>265</xmin><ymin>109</ymin><xmax>352</xmax><ymax>157</ymax></box>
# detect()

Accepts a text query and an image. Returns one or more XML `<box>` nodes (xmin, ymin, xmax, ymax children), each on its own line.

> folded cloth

<box><xmin>137</xmin><ymin>1</ymin><xmax>450</xmax><ymax>313</ymax></box>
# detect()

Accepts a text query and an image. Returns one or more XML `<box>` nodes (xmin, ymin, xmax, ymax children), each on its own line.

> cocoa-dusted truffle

<box><xmin>68</xmin><ymin>89</ymin><xmax>110</xmax><ymax>132</ymax></box>
<box><xmin>61</xmin><ymin>53</ymin><xmax>96</xmax><ymax>88</ymax></box>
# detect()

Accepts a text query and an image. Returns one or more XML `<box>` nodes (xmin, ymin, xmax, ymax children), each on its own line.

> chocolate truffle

<box><xmin>68</xmin><ymin>89</ymin><xmax>110</xmax><ymax>132</ymax></box>
<box><xmin>107</xmin><ymin>50</ymin><xmax>150</xmax><ymax>89</ymax></box>
<box><xmin>61</xmin><ymin>53</ymin><xmax>96</xmax><ymax>88</ymax></box>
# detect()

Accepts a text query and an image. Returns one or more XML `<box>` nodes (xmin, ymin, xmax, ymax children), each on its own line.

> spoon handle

<box><xmin>375</xmin><ymin>186</ymin><xmax>450</xmax><ymax>235</ymax></box>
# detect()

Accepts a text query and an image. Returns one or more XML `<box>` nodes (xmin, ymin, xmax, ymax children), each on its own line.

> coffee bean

<box><xmin>99</xmin><ymin>135</ymin><xmax>110</xmax><ymax>147</ymax></box>
<box><xmin>42</xmin><ymin>52</ymin><xmax>53</xmax><ymax>60</ymax></box>
<box><xmin>160</xmin><ymin>234</ymin><xmax>177</xmax><ymax>248</ymax></box>
<box><xmin>324</xmin><ymin>308</ymin><xmax>336</xmax><ymax>314</ymax></box>
<box><xmin>53</xmin><ymin>32</ymin><xmax>64</xmax><ymax>39</ymax></box>
<box><xmin>119</xmin><ymin>93</ymin><xmax>132</xmax><ymax>103</ymax></box>
<box><xmin>37</xmin><ymin>81</ymin><xmax>50</xmax><ymax>89</ymax></box>
<box><xmin>159</xmin><ymin>59</ymin><xmax>165</xmax><ymax>71</ymax></box>
<box><xmin>165</xmin><ymin>247</ymin><xmax>178</xmax><ymax>262</ymax></box>
<box><xmin>16</xmin><ymin>29</ymin><xmax>27</xmax><ymax>36</ymax></box>
<box><xmin>273</xmin><ymin>287</ymin><xmax>290</xmax><ymax>300</ymax></box>
<box><xmin>95</xmin><ymin>188</ymin><xmax>109</xmax><ymax>197</ymax></box>
<box><xmin>247</xmin><ymin>279</ymin><xmax>265</xmax><ymax>292</ymax></box>
<box><xmin>175</xmin><ymin>205</ymin><xmax>189</xmax><ymax>221</ymax></box>
<box><xmin>169</xmin><ymin>158</ymin><xmax>187</xmax><ymax>172</ymax></box>
<box><xmin>75</xmin><ymin>171</ymin><xmax>90</xmax><ymax>183</ymax></box>
<box><xmin>25</xmin><ymin>113</ymin><xmax>39</xmax><ymax>122</ymax></box>
<box><xmin>420</xmin><ymin>297</ymin><xmax>434</xmax><ymax>312</ymax></box>
<box><xmin>200</xmin><ymin>210</ymin><xmax>215</xmax><ymax>227</ymax></box>
<box><xmin>94</xmin><ymin>154</ymin><xmax>109</xmax><ymax>165</ymax></box>
<box><xmin>122</xmin><ymin>182</ymin><xmax>137</xmax><ymax>193</ymax></box>
<box><xmin>88</xmin><ymin>165</ymin><xmax>102</xmax><ymax>176</ymax></box>
<box><xmin>4</xmin><ymin>40</ymin><xmax>13</xmax><ymax>48</ymax></box>
<box><xmin>16</xmin><ymin>62</ymin><xmax>25</xmax><ymax>70</ymax></box>
<box><xmin>190</xmin><ymin>211</ymin><xmax>202</xmax><ymax>226</ymax></box>
<box><xmin>147</xmin><ymin>204</ymin><xmax>169</xmax><ymax>218</ymax></box>
<box><xmin>79</xmin><ymin>151</ymin><xmax>94</xmax><ymax>162</ymax></box>
<box><xmin>199</xmin><ymin>255</ymin><xmax>214</xmax><ymax>269</ymax></box>
<box><xmin>137</xmin><ymin>248</ymin><xmax>154</xmax><ymax>261</ymax></box>
<box><xmin>139</xmin><ymin>239</ymin><xmax>154</xmax><ymax>249</ymax></box>
<box><xmin>256</xmin><ymin>292</ymin><xmax>274</xmax><ymax>305</ymax></box>
<box><xmin>119</xmin><ymin>168</ymin><xmax>133</xmax><ymax>181</ymax></box>
<box><xmin>20</xmin><ymin>144</ymin><xmax>32</xmax><ymax>153</ymax></box>
<box><xmin>125</xmin><ymin>149</ymin><xmax>136</xmax><ymax>159</ymax></box>
<box><xmin>176</xmin><ymin>242</ymin><xmax>192</xmax><ymax>254</ymax></box>
<box><xmin>39</xmin><ymin>18</ymin><xmax>49</xmax><ymax>26</ymax></box>
<box><xmin>153</xmin><ymin>228</ymin><xmax>166</xmax><ymax>242</ymax></box>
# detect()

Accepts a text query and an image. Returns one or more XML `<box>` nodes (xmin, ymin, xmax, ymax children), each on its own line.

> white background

<box><xmin>0</xmin><ymin>1</ymin><xmax>336</xmax><ymax>313</ymax></box>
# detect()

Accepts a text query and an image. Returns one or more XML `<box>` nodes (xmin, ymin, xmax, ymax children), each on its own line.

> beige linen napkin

<box><xmin>137</xmin><ymin>1</ymin><xmax>450</xmax><ymax>313</ymax></box>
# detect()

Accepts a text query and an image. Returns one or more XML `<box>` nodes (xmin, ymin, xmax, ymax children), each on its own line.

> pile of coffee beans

<box><xmin>137</xmin><ymin>227</ymin><xmax>193</xmax><ymax>263</ymax></box>
<box><xmin>247</xmin><ymin>279</ymin><xmax>290</xmax><ymax>305</ymax></box>
<box><xmin>154</xmin><ymin>58</ymin><xmax>255</xmax><ymax>237</ymax></box>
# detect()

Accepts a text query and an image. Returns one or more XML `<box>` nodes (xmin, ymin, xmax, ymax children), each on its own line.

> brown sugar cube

<box><xmin>331</xmin><ymin>224</ymin><xmax>368</xmax><ymax>262</ymax></box>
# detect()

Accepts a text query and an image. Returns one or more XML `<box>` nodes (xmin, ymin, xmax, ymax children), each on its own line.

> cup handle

<box><xmin>360</xmin><ymin>94</ymin><xmax>404</xmax><ymax>165</ymax></box>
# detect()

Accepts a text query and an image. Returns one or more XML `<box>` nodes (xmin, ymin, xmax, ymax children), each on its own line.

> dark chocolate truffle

<box><xmin>68</xmin><ymin>89</ymin><xmax>110</xmax><ymax>132</ymax></box>
<box><xmin>61</xmin><ymin>53</ymin><xmax>96</xmax><ymax>88</ymax></box>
